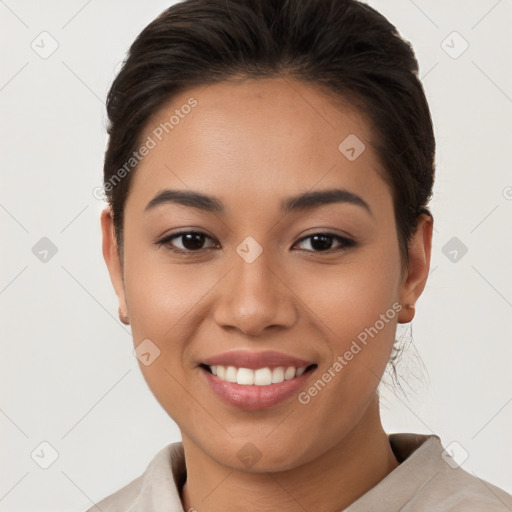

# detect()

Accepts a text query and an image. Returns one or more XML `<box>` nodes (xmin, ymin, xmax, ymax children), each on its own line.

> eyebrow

<box><xmin>145</xmin><ymin>187</ymin><xmax>373</xmax><ymax>216</ymax></box>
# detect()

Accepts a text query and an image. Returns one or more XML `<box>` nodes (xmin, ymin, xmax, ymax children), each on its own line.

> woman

<box><xmin>89</xmin><ymin>0</ymin><xmax>512</xmax><ymax>510</ymax></box>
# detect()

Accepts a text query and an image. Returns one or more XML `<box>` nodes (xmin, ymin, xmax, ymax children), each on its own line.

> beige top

<box><xmin>86</xmin><ymin>433</ymin><xmax>512</xmax><ymax>511</ymax></box>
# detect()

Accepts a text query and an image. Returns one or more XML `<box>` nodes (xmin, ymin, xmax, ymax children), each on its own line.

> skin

<box><xmin>101</xmin><ymin>77</ymin><xmax>433</xmax><ymax>512</ymax></box>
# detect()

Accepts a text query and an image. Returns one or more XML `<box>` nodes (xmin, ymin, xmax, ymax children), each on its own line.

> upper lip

<box><xmin>201</xmin><ymin>350</ymin><xmax>315</xmax><ymax>370</ymax></box>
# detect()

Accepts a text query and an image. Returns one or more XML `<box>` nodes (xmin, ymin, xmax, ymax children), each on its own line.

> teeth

<box><xmin>237</xmin><ymin>368</ymin><xmax>254</xmax><ymax>385</ymax></box>
<box><xmin>254</xmin><ymin>368</ymin><xmax>272</xmax><ymax>386</ymax></box>
<box><xmin>208</xmin><ymin>365</ymin><xmax>308</xmax><ymax>385</ymax></box>
<box><xmin>284</xmin><ymin>366</ymin><xmax>296</xmax><ymax>380</ymax></box>
<box><xmin>271</xmin><ymin>367</ymin><xmax>284</xmax><ymax>383</ymax></box>
<box><xmin>225</xmin><ymin>366</ymin><xmax>237</xmax><ymax>383</ymax></box>
<box><xmin>295</xmin><ymin>367</ymin><xmax>306</xmax><ymax>377</ymax></box>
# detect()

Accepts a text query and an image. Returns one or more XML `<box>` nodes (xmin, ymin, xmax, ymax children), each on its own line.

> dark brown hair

<box><xmin>103</xmin><ymin>0</ymin><xmax>435</xmax><ymax>268</ymax></box>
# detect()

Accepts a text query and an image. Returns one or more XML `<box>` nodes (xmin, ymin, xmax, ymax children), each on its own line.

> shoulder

<box><xmin>84</xmin><ymin>473</ymin><xmax>144</xmax><ymax>512</ymax></box>
<box><xmin>394</xmin><ymin>433</ymin><xmax>512</xmax><ymax>511</ymax></box>
<box><xmin>419</xmin><ymin>454</ymin><xmax>512</xmax><ymax>511</ymax></box>
<box><xmin>84</xmin><ymin>442</ymin><xmax>185</xmax><ymax>512</ymax></box>
<box><xmin>347</xmin><ymin>433</ymin><xmax>512</xmax><ymax>512</ymax></box>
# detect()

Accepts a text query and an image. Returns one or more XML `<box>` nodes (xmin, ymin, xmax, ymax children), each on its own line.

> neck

<box><xmin>180</xmin><ymin>396</ymin><xmax>398</xmax><ymax>512</ymax></box>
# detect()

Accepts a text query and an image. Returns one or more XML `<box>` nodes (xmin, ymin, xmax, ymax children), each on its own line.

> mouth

<box><xmin>200</xmin><ymin>363</ymin><xmax>317</xmax><ymax>385</ymax></box>
<box><xmin>198</xmin><ymin>350</ymin><xmax>318</xmax><ymax>410</ymax></box>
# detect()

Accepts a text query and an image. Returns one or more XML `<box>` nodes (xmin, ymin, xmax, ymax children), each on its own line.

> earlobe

<box><xmin>118</xmin><ymin>307</ymin><xmax>130</xmax><ymax>325</ymax></box>
<box><xmin>399</xmin><ymin>303</ymin><xmax>416</xmax><ymax>323</ymax></box>
<box><xmin>100</xmin><ymin>207</ymin><xmax>129</xmax><ymax>323</ymax></box>
<box><xmin>398</xmin><ymin>213</ymin><xmax>433</xmax><ymax>324</ymax></box>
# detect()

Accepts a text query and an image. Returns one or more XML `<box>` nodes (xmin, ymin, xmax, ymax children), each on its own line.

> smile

<box><xmin>199</xmin><ymin>350</ymin><xmax>318</xmax><ymax>410</ymax></box>
<box><xmin>205</xmin><ymin>364</ymin><xmax>310</xmax><ymax>385</ymax></box>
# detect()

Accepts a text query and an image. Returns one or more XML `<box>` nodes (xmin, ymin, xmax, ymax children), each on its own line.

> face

<box><xmin>102</xmin><ymin>78</ymin><xmax>431</xmax><ymax>472</ymax></box>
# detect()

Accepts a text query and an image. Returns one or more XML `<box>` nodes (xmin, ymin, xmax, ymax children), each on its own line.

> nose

<box><xmin>212</xmin><ymin>248</ymin><xmax>298</xmax><ymax>337</ymax></box>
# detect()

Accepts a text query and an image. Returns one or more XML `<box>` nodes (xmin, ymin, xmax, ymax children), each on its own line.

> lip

<box><xmin>201</xmin><ymin>349</ymin><xmax>314</xmax><ymax>370</ymax></box>
<box><xmin>200</xmin><ymin>364</ymin><xmax>316</xmax><ymax>411</ymax></box>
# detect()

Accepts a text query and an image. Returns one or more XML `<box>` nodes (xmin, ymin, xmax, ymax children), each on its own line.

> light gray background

<box><xmin>1</xmin><ymin>0</ymin><xmax>511</xmax><ymax>510</ymax></box>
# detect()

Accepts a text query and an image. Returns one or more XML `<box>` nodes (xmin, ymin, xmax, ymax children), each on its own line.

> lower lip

<box><xmin>200</xmin><ymin>367</ymin><xmax>314</xmax><ymax>411</ymax></box>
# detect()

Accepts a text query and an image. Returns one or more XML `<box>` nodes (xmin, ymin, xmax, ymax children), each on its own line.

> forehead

<box><xmin>126</xmin><ymin>78</ymin><xmax>390</xmax><ymax>216</ymax></box>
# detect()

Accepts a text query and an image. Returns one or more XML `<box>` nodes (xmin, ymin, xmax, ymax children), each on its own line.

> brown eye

<box><xmin>156</xmin><ymin>231</ymin><xmax>356</xmax><ymax>255</ymax></box>
<box><xmin>294</xmin><ymin>233</ymin><xmax>356</xmax><ymax>253</ymax></box>
<box><xmin>157</xmin><ymin>231</ymin><xmax>218</xmax><ymax>253</ymax></box>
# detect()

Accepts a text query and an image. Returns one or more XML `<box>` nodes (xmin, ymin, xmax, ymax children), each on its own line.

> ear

<box><xmin>397</xmin><ymin>213</ymin><xmax>433</xmax><ymax>324</ymax></box>
<box><xmin>101</xmin><ymin>207</ymin><xmax>129</xmax><ymax>322</ymax></box>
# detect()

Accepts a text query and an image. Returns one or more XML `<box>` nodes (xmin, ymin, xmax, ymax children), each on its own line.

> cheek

<box><xmin>123</xmin><ymin>242</ymin><xmax>208</xmax><ymax>337</ymax></box>
<box><xmin>123</xmin><ymin>221</ymin><xmax>402</xmax><ymax>363</ymax></box>
<box><xmin>301</xmin><ymin>241</ymin><xmax>401</xmax><ymax>340</ymax></box>
<box><xmin>295</xmin><ymin>238</ymin><xmax>402</xmax><ymax>405</ymax></box>
<box><xmin>121</xmin><ymin>251</ymin><xmax>209</xmax><ymax>421</ymax></box>
<box><xmin>121</xmin><ymin>243</ymin><xmax>198</xmax><ymax>377</ymax></box>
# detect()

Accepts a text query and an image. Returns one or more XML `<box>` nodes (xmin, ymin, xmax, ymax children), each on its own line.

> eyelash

<box><xmin>155</xmin><ymin>230</ymin><xmax>356</xmax><ymax>255</ymax></box>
